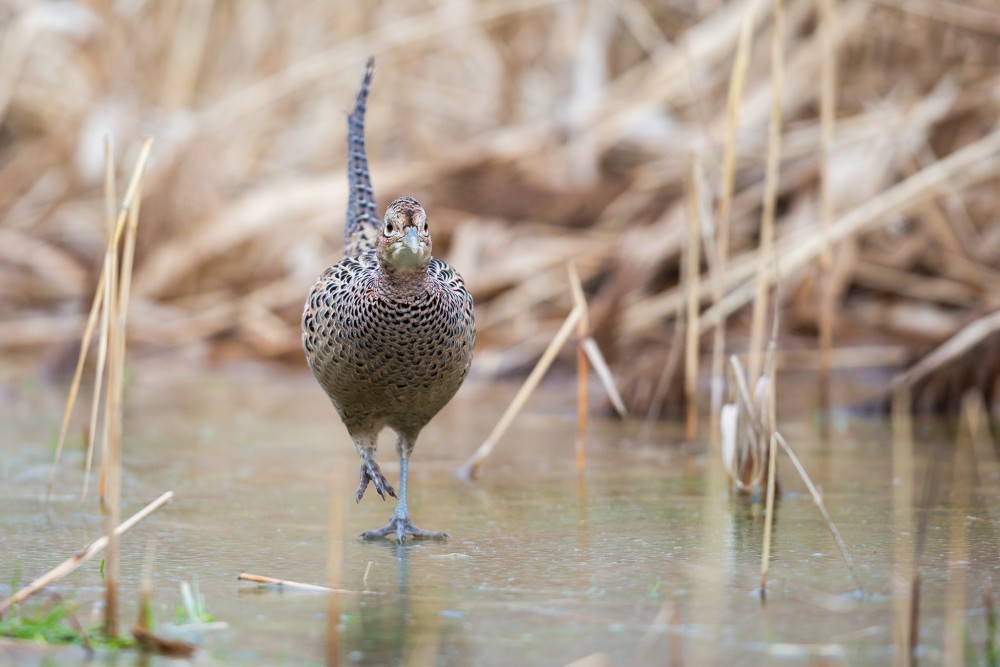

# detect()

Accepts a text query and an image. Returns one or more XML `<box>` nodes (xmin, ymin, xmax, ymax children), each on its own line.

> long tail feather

<box><xmin>344</xmin><ymin>57</ymin><xmax>379</xmax><ymax>256</ymax></box>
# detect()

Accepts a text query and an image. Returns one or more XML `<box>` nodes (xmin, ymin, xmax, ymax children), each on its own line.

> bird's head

<box><xmin>377</xmin><ymin>196</ymin><xmax>432</xmax><ymax>272</ymax></box>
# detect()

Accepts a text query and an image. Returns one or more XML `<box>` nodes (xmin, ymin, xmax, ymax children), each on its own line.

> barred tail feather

<box><xmin>344</xmin><ymin>57</ymin><xmax>379</xmax><ymax>257</ymax></box>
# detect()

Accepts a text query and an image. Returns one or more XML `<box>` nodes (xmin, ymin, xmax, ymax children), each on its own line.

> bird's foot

<box><xmin>356</xmin><ymin>459</ymin><xmax>397</xmax><ymax>503</ymax></box>
<box><xmin>360</xmin><ymin>516</ymin><xmax>448</xmax><ymax>543</ymax></box>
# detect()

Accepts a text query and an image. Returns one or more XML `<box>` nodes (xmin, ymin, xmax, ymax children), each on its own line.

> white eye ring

<box><xmin>384</xmin><ymin>222</ymin><xmax>394</xmax><ymax>236</ymax></box>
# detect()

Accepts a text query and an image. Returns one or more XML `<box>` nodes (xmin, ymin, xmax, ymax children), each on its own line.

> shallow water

<box><xmin>1</xmin><ymin>360</ymin><xmax>998</xmax><ymax>666</ymax></box>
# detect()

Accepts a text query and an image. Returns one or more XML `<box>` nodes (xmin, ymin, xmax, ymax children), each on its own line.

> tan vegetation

<box><xmin>2</xmin><ymin>0</ymin><xmax>999</xmax><ymax>414</ymax></box>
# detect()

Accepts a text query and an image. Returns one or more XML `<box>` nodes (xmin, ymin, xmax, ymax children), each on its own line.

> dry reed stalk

<box><xmin>0</xmin><ymin>491</ymin><xmax>174</xmax><ymax>615</ymax></box>
<box><xmin>817</xmin><ymin>0</ymin><xmax>837</xmax><ymax>413</ymax></box>
<box><xmin>161</xmin><ymin>0</ymin><xmax>215</xmax><ymax>109</ymax></box>
<box><xmin>891</xmin><ymin>386</ymin><xmax>915</xmax><ymax>667</ymax></box>
<box><xmin>771</xmin><ymin>344</ymin><xmax>907</xmax><ymax>370</ymax></box>
<box><xmin>101</xmin><ymin>212</ymin><xmax>122</xmax><ymax>635</ymax></box>
<box><xmin>747</xmin><ymin>0</ymin><xmax>785</xmax><ymax>384</ymax></box>
<box><xmin>103</xmin><ymin>138</ymin><xmax>154</xmax><ymax>637</ymax></box>
<box><xmin>568</xmin><ymin>262</ymin><xmax>589</xmax><ymax>472</ymax></box>
<box><xmin>773</xmin><ymin>432</ymin><xmax>862</xmax><ymax>593</ymax></box>
<box><xmin>86</xmin><ymin>138</ymin><xmax>118</xmax><ymax>502</ymax></box>
<box><xmin>721</xmin><ymin>355</ymin><xmax>767</xmax><ymax>491</ymax></box>
<box><xmin>684</xmin><ymin>157</ymin><xmax>703</xmax><ymax>441</ymax></box>
<box><xmin>891</xmin><ymin>309</ymin><xmax>1000</xmax><ymax>391</ymax></box>
<box><xmin>641</xmin><ymin>312</ymin><xmax>684</xmax><ymax>429</ymax></box>
<box><xmin>458</xmin><ymin>305</ymin><xmax>584</xmax><ymax>479</ymax></box>
<box><xmin>961</xmin><ymin>391</ymin><xmax>1000</xmax><ymax>492</ymax></box>
<box><xmin>711</xmin><ymin>0</ymin><xmax>760</xmax><ymax>446</ymax></box>
<box><xmin>627</xmin><ymin>124</ymin><xmax>1000</xmax><ymax>339</ymax></box>
<box><xmin>942</xmin><ymin>390</ymin><xmax>976</xmax><ymax>665</ymax></box>
<box><xmin>759</xmin><ymin>431</ymin><xmax>779</xmax><ymax>602</ymax></box>
<box><xmin>872</xmin><ymin>0</ymin><xmax>1000</xmax><ymax>35</ymax></box>
<box><xmin>909</xmin><ymin>458</ymin><xmax>942</xmax><ymax>665</ymax></box>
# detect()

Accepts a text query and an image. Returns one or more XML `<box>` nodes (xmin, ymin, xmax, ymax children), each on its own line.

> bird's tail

<box><xmin>343</xmin><ymin>57</ymin><xmax>379</xmax><ymax>257</ymax></box>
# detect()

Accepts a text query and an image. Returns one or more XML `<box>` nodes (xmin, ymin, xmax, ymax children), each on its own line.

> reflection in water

<box><xmin>337</xmin><ymin>543</ymin><xmax>468</xmax><ymax>667</ymax></box>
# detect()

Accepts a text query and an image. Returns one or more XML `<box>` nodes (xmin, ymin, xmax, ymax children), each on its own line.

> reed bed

<box><xmin>2</xmin><ymin>0</ymin><xmax>1000</xmax><ymax>415</ymax></box>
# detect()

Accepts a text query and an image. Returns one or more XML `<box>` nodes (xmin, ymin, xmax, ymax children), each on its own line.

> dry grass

<box><xmin>2</xmin><ymin>1</ymin><xmax>1000</xmax><ymax>415</ymax></box>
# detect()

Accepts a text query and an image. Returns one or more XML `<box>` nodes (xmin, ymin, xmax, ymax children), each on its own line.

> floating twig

<box><xmin>237</xmin><ymin>572</ymin><xmax>383</xmax><ymax>596</ymax></box>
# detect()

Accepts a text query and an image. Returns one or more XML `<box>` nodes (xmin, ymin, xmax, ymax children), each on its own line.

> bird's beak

<box><xmin>402</xmin><ymin>226</ymin><xmax>421</xmax><ymax>253</ymax></box>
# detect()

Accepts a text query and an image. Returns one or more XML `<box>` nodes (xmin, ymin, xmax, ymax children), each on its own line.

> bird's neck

<box><xmin>378</xmin><ymin>262</ymin><xmax>429</xmax><ymax>295</ymax></box>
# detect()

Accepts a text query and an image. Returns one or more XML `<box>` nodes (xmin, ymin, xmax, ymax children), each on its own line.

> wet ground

<box><xmin>1</xmin><ymin>360</ymin><xmax>998</xmax><ymax>666</ymax></box>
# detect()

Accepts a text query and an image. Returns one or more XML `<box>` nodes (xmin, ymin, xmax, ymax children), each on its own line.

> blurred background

<box><xmin>2</xmin><ymin>0</ymin><xmax>1000</xmax><ymax>416</ymax></box>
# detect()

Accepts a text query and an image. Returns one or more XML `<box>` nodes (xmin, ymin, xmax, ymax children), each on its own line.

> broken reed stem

<box><xmin>725</xmin><ymin>355</ymin><xmax>767</xmax><ymax>491</ymax></box>
<box><xmin>747</xmin><ymin>0</ymin><xmax>785</xmax><ymax>385</ymax></box>
<box><xmin>773</xmin><ymin>432</ymin><xmax>863</xmax><ymax>594</ymax></box>
<box><xmin>568</xmin><ymin>262</ymin><xmax>589</xmax><ymax>472</ymax></box>
<box><xmin>46</xmin><ymin>270</ymin><xmax>105</xmax><ymax>499</ymax></box>
<box><xmin>0</xmin><ymin>491</ymin><xmax>174</xmax><ymax>615</ymax></box>
<box><xmin>684</xmin><ymin>156</ymin><xmax>703</xmax><ymax>441</ymax></box>
<box><xmin>238</xmin><ymin>572</ymin><xmax>383</xmax><ymax>596</ymax></box>
<box><xmin>817</xmin><ymin>0</ymin><xmax>837</xmax><ymax>413</ymax></box>
<box><xmin>760</xmin><ymin>431</ymin><xmax>779</xmax><ymax>602</ymax></box>
<box><xmin>581</xmin><ymin>338</ymin><xmax>628</xmax><ymax>418</ymax></box>
<box><xmin>459</xmin><ymin>305</ymin><xmax>584</xmax><ymax>479</ymax></box>
<box><xmin>711</xmin><ymin>0</ymin><xmax>759</xmax><ymax>447</ymax></box>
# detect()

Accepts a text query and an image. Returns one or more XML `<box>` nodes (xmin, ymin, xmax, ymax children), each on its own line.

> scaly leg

<box><xmin>360</xmin><ymin>456</ymin><xmax>447</xmax><ymax>543</ymax></box>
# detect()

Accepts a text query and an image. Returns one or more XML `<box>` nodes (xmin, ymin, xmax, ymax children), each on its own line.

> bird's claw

<box><xmin>357</xmin><ymin>459</ymin><xmax>397</xmax><ymax>503</ymax></box>
<box><xmin>360</xmin><ymin>516</ymin><xmax>448</xmax><ymax>543</ymax></box>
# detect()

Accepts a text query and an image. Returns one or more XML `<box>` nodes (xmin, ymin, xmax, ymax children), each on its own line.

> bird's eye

<box><xmin>384</xmin><ymin>223</ymin><xmax>394</xmax><ymax>236</ymax></box>
<box><xmin>422</xmin><ymin>223</ymin><xmax>428</xmax><ymax>233</ymax></box>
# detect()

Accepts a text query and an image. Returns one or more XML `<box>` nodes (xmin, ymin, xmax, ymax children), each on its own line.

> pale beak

<box><xmin>402</xmin><ymin>226</ymin><xmax>421</xmax><ymax>253</ymax></box>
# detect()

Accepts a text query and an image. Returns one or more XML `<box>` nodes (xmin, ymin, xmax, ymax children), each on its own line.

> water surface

<box><xmin>1</xmin><ymin>361</ymin><xmax>997</xmax><ymax>665</ymax></box>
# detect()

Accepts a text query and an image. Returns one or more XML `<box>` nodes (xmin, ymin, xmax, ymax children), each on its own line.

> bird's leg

<box><xmin>360</xmin><ymin>436</ymin><xmax>447</xmax><ymax>543</ymax></box>
<box><xmin>356</xmin><ymin>447</ymin><xmax>396</xmax><ymax>503</ymax></box>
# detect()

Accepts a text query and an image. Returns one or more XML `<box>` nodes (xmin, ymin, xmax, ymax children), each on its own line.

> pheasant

<box><xmin>302</xmin><ymin>59</ymin><xmax>475</xmax><ymax>543</ymax></box>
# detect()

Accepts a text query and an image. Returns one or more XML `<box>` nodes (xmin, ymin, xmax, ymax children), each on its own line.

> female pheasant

<box><xmin>302</xmin><ymin>59</ymin><xmax>475</xmax><ymax>543</ymax></box>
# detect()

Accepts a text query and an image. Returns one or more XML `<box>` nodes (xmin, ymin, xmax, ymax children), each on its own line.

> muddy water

<box><xmin>1</xmin><ymin>361</ymin><xmax>998</xmax><ymax>666</ymax></box>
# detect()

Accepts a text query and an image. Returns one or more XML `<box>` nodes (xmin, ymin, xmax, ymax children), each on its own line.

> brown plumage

<box><xmin>302</xmin><ymin>60</ymin><xmax>475</xmax><ymax>542</ymax></box>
